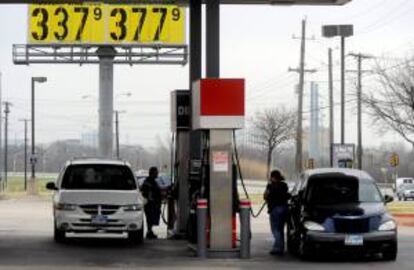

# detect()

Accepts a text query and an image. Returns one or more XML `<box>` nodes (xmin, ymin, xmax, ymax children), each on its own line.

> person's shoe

<box><xmin>269</xmin><ymin>250</ymin><xmax>284</xmax><ymax>256</ymax></box>
<box><xmin>146</xmin><ymin>231</ymin><xmax>158</xmax><ymax>239</ymax></box>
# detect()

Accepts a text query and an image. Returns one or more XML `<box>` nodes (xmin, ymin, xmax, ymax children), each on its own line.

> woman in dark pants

<box><xmin>141</xmin><ymin>167</ymin><xmax>162</xmax><ymax>239</ymax></box>
<box><xmin>264</xmin><ymin>170</ymin><xmax>291</xmax><ymax>255</ymax></box>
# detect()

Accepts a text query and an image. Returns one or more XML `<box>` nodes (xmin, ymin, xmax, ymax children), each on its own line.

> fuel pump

<box><xmin>190</xmin><ymin>78</ymin><xmax>244</xmax><ymax>252</ymax></box>
<box><xmin>169</xmin><ymin>90</ymin><xmax>191</xmax><ymax>238</ymax></box>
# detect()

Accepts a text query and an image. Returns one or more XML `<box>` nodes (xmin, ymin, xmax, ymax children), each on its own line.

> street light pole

<box><xmin>340</xmin><ymin>36</ymin><xmax>345</xmax><ymax>144</ymax></box>
<box><xmin>3</xmin><ymin>102</ymin><xmax>11</xmax><ymax>188</ymax></box>
<box><xmin>328</xmin><ymin>48</ymin><xmax>334</xmax><ymax>167</ymax></box>
<box><xmin>29</xmin><ymin>76</ymin><xmax>46</xmax><ymax>195</ymax></box>
<box><xmin>19</xmin><ymin>119</ymin><xmax>29</xmax><ymax>191</ymax></box>
<box><xmin>322</xmin><ymin>24</ymin><xmax>353</xmax><ymax>145</ymax></box>
<box><xmin>114</xmin><ymin>110</ymin><xmax>126</xmax><ymax>159</ymax></box>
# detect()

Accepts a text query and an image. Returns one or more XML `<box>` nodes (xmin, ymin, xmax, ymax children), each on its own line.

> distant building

<box><xmin>80</xmin><ymin>131</ymin><xmax>98</xmax><ymax>148</ymax></box>
<box><xmin>309</xmin><ymin>82</ymin><xmax>320</xmax><ymax>162</ymax></box>
<box><xmin>303</xmin><ymin>126</ymin><xmax>330</xmax><ymax>168</ymax></box>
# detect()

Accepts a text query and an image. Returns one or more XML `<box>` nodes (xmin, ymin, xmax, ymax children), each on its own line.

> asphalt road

<box><xmin>0</xmin><ymin>197</ymin><xmax>414</xmax><ymax>270</ymax></box>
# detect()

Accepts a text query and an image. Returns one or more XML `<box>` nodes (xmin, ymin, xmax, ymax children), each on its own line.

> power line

<box><xmin>355</xmin><ymin>0</ymin><xmax>414</xmax><ymax>36</ymax></box>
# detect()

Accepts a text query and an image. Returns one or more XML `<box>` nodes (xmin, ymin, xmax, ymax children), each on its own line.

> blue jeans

<box><xmin>269</xmin><ymin>205</ymin><xmax>288</xmax><ymax>253</ymax></box>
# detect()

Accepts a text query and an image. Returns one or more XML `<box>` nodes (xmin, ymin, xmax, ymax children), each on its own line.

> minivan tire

<box><xmin>382</xmin><ymin>244</ymin><xmax>397</xmax><ymax>261</ymax></box>
<box><xmin>128</xmin><ymin>228</ymin><xmax>144</xmax><ymax>245</ymax></box>
<box><xmin>54</xmin><ymin>225</ymin><xmax>66</xmax><ymax>243</ymax></box>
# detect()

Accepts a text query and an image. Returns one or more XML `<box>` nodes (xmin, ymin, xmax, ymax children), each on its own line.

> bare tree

<box><xmin>251</xmin><ymin>107</ymin><xmax>296</xmax><ymax>177</ymax></box>
<box><xmin>362</xmin><ymin>57</ymin><xmax>414</xmax><ymax>148</ymax></box>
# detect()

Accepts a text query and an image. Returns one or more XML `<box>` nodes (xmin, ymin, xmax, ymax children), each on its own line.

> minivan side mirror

<box><xmin>384</xmin><ymin>195</ymin><xmax>394</xmax><ymax>204</ymax></box>
<box><xmin>46</xmin><ymin>182</ymin><xmax>58</xmax><ymax>191</ymax></box>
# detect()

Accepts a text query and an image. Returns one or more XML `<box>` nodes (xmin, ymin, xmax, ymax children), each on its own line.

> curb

<box><xmin>393</xmin><ymin>214</ymin><xmax>414</xmax><ymax>227</ymax></box>
<box><xmin>393</xmin><ymin>213</ymin><xmax>414</xmax><ymax>218</ymax></box>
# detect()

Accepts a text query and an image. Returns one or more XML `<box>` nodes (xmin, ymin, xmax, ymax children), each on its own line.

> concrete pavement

<box><xmin>0</xmin><ymin>197</ymin><xmax>413</xmax><ymax>270</ymax></box>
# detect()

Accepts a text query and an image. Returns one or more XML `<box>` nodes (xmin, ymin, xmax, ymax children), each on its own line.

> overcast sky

<box><xmin>0</xmin><ymin>0</ymin><xmax>414</xmax><ymax>148</ymax></box>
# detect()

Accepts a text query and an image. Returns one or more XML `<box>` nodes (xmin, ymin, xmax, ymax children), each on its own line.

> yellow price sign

<box><xmin>28</xmin><ymin>4</ymin><xmax>186</xmax><ymax>45</ymax></box>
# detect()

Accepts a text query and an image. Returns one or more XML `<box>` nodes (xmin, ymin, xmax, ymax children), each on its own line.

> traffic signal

<box><xmin>390</xmin><ymin>153</ymin><xmax>399</xmax><ymax>167</ymax></box>
<box><xmin>307</xmin><ymin>158</ymin><xmax>315</xmax><ymax>169</ymax></box>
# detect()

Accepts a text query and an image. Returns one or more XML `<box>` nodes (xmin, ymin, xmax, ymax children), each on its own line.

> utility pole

<box><xmin>19</xmin><ymin>119</ymin><xmax>29</xmax><ymax>191</ymax></box>
<box><xmin>3</xmin><ymin>102</ymin><xmax>11</xmax><ymax>188</ymax></box>
<box><xmin>348</xmin><ymin>53</ymin><xmax>373</xmax><ymax>170</ymax></box>
<box><xmin>289</xmin><ymin>19</ymin><xmax>317</xmax><ymax>174</ymax></box>
<box><xmin>115</xmin><ymin>110</ymin><xmax>120</xmax><ymax>159</ymax></box>
<box><xmin>328</xmin><ymin>48</ymin><xmax>334</xmax><ymax>167</ymax></box>
<box><xmin>0</xmin><ymin>72</ymin><xmax>2</xmax><ymax>191</ymax></box>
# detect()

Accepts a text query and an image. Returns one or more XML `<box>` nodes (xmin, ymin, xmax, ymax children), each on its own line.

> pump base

<box><xmin>188</xmin><ymin>244</ymin><xmax>241</xmax><ymax>258</ymax></box>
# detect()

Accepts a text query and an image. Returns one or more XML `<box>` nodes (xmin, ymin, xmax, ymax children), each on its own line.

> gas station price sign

<box><xmin>28</xmin><ymin>3</ymin><xmax>185</xmax><ymax>45</ymax></box>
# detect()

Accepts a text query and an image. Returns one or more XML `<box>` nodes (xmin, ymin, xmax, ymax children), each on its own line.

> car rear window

<box><xmin>61</xmin><ymin>164</ymin><xmax>137</xmax><ymax>190</ymax></box>
<box><xmin>306</xmin><ymin>175</ymin><xmax>383</xmax><ymax>205</ymax></box>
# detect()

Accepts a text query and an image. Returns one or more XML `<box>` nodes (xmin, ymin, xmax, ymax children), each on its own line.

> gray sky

<box><xmin>0</xmin><ymin>0</ymin><xmax>414</xmax><ymax>148</ymax></box>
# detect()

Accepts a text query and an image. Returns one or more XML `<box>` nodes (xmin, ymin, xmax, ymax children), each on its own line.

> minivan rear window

<box><xmin>61</xmin><ymin>164</ymin><xmax>137</xmax><ymax>190</ymax></box>
<box><xmin>403</xmin><ymin>184</ymin><xmax>414</xmax><ymax>189</ymax></box>
<box><xmin>306</xmin><ymin>176</ymin><xmax>382</xmax><ymax>205</ymax></box>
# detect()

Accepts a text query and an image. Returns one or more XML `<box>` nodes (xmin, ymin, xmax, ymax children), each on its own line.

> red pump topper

<box><xmin>192</xmin><ymin>79</ymin><xmax>245</xmax><ymax>130</ymax></box>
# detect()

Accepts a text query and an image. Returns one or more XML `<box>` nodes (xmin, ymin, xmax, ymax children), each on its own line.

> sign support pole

<box><xmin>205</xmin><ymin>0</ymin><xmax>234</xmax><ymax>252</ymax></box>
<box><xmin>97</xmin><ymin>46</ymin><xmax>116</xmax><ymax>158</ymax></box>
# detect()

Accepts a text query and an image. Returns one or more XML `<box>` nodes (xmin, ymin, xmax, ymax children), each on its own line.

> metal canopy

<box><xmin>13</xmin><ymin>44</ymin><xmax>188</xmax><ymax>65</ymax></box>
<box><xmin>0</xmin><ymin>0</ymin><xmax>351</xmax><ymax>5</ymax></box>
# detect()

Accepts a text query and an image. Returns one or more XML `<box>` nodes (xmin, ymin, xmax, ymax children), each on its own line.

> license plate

<box><xmin>345</xmin><ymin>235</ymin><xmax>364</xmax><ymax>246</ymax></box>
<box><xmin>91</xmin><ymin>215</ymin><xmax>108</xmax><ymax>225</ymax></box>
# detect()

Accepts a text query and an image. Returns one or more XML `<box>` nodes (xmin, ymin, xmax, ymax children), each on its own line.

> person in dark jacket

<box><xmin>141</xmin><ymin>167</ymin><xmax>162</xmax><ymax>239</ymax></box>
<box><xmin>264</xmin><ymin>170</ymin><xmax>291</xmax><ymax>255</ymax></box>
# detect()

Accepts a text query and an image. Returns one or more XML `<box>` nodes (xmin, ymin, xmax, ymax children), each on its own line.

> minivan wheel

<box><xmin>382</xmin><ymin>244</ymin><xmax>397</xmax><ymax>261</ymax></box>
<box><xmin>128</xmin><ymin>228</ymin><xmax>144</xmax><ymax>245</ymax></box>
<box><xmin>54</xmin><ymin>225</ymin><xmax>66</xmax><ymax>243</ymax></box>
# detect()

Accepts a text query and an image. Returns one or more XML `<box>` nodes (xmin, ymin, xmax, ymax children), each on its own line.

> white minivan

<box><xmin>396</xmin><ymin>177</ymin><xmax>414</xmax><ymax>200</ymax></box>
<box><xmin>46</xmin><ymin>159</ymin><xmax>145</xmax><ymax>244</ymax></box>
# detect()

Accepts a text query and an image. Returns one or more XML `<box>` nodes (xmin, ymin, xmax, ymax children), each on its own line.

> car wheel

<box><xmin>403</xmin><ymin>196</ymin><xmax>407</xmax><ymax>201</ymax></box>
<box><xmin>287</xmin><ymin>225</ymin><xmax>299</xmax><ymax>256</ymax></box>
<box><xmin>54</xmin><ymin>225</ymin><xmax>66</xmax><ymax>243</ymax></box>
<box><xmin>128</xmin><ymin>228</ymin><xmax>144</xmax><ymax>245</ymax></box>
<box><xmin>299</xmin><ymin>238</ymin><xmax>313</xmax><ymax>261</ymax></box>
<box><xmin>382</xmin><ymin>244</ymin><xmax>397</xmax><ymax>261</ymax></box>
